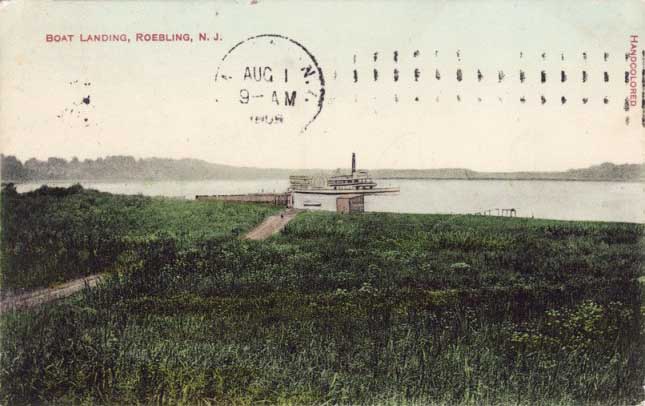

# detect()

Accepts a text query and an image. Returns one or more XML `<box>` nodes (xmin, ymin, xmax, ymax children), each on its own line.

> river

<box><xmin>14</xmin><ymin>179</ymin><xmax>643</xmax><ymax>223</ymax></box>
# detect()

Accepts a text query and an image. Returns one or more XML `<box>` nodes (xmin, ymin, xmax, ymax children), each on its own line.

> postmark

<box><xmin>214</xmin><ymin>34</ymin><xmax>325</xmax><ymax>133</ymax></box>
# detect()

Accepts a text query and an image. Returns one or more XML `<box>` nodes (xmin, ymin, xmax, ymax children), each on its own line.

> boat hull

<box><xmin>292</xmin><ymin>187</ymin><xmax>400</xmax><ymax>195</ymax></box>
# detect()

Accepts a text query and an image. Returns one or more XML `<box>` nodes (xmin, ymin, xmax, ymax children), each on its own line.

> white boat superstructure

<box><xmin>289</xmin><ymin>153</ymin><xmax>399</xmax><ymax>195</ymax></box>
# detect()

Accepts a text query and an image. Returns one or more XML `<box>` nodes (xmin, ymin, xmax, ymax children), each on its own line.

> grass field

<box><xmin>1</xmin><ymin>187</ymin><xmax>644</xmax><ymax>404</ymax></box>
<box><xmin>0</xmin><ymin>184</ymin><xmax>280</xmax><ymax>291</ymax></box>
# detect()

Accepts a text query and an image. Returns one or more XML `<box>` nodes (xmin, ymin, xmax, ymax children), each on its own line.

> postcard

<box><xmin>0</xmin><ymin>0</ymin><xmax>643</xmax><ymax>404</ymax></box>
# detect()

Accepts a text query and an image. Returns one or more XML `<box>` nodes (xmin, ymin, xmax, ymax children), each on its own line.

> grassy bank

<box><xmin>1</xmin><ymin>191</ymin><xmax>644</xmax><ymax>404</ymax></box>
<box><xmin>0</xmin><ymin>184</ymin><xmax>280</xmax><ymax>291</ymax></box>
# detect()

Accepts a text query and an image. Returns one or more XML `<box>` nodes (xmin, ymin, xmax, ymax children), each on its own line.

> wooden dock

<box><xmin>196</xmin><ymin>193</ymin><xmax>291</xmax><ymax>206</ymax></box>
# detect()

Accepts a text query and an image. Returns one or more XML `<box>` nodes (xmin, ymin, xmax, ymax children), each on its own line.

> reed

<box><xmin>1</xmin><ymin>190</ymin><xmax>643</xmax><ymax>404</ymax></box>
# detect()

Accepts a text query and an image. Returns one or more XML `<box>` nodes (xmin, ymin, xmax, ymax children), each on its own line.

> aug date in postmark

<box><xmin>214</xmin><ymin>34</ymin><xmax>325</xmax><ymax>133</ymax></box>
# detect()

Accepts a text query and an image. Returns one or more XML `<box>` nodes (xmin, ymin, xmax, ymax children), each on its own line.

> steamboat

<box><xmin>289</xmin><ymin>153</ymin><xmax>399</xmax><ymax>195</ymax></box>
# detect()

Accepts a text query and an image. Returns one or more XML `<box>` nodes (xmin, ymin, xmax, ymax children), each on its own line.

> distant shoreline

<box><xmin>2</xmin><ymin>155</ymin><xmax>643</xmax><ymax>184</ymax></box>
<box><xmin>5</xmin><ymin>177</ymin><xmax>643</xmax><ymax>184</ymax></box>
<box><xmin>375</xmin><ymin>177</ymin><xmax>645</xmax><ymax>183</ymax></box>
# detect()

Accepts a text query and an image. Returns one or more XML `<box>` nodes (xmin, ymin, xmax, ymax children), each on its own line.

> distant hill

<box><xmin>1</xmin><ymin>155</ymin><xmax>643</xmax><ymax>183</ymax></box>
<box><xmin>0</xmin><ymin>155</ymin><xmax>314</xmax><ymax>181</ymax></box>
<box><xmin>371</xmin><ymin>162</ymin><xmax>645</xmax><ymax>182</ymax></box>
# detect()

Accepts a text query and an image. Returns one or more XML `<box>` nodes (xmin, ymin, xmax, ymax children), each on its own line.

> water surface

<box><xmin>15</xmin><ymin>179</ymin><xmax>643</xmax><ymax>223</ymax></box>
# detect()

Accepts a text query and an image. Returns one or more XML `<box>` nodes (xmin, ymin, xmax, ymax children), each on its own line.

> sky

<box><xmin>0</xmin><ymin>0</ymin><xmax>643</xmax><ymax>171</ymax></box>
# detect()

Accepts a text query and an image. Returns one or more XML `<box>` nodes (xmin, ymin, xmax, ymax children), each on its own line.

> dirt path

<box><xmin>244</xmin><ymin>208</ymin><xmax>301</xmax><ymax>240</ymax></box>
<box><xmin>0</xmin><ymin>210</ymin><xmax>300</xmax><ymax>314</ymax></box>
<box><xmin>0</xmin><ymin>274</ymin><xmax>104</xmax><ymax>315</ymax></box>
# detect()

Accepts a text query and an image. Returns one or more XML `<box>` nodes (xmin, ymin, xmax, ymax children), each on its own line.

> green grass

<box><xmin>0</xmin><ymin>184</ymin><xmax>280</xmax><ymax>291</ymax></box>
<box><xmin>1</xmin><ymin>192</ymin><xmax>644</xmax><ymax>404</ymax></box>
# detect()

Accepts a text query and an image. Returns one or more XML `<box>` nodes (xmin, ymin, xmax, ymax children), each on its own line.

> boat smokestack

<box><xmin>352</xmin><ymin>153</ymin><xmax>356</xmax><ymax>174</ymax></box>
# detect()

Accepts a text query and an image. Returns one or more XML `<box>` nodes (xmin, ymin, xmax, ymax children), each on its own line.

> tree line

<box><xmin>1</xmin><ymin>154</ymin><xmax>642</xmax><ymax>182</ymax></box>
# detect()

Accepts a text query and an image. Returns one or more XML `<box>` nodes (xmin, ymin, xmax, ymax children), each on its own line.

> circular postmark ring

<box><xmin>214</xmin><ymin>34</ymin><xmax>325</xmax><ymax>133</ymax></box>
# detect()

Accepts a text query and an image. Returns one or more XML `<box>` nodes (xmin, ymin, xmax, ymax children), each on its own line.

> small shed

<box><xmin>336</xmin><ymin>194</ymin><xmax>364</xmax><ymax>214</ymax></box>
